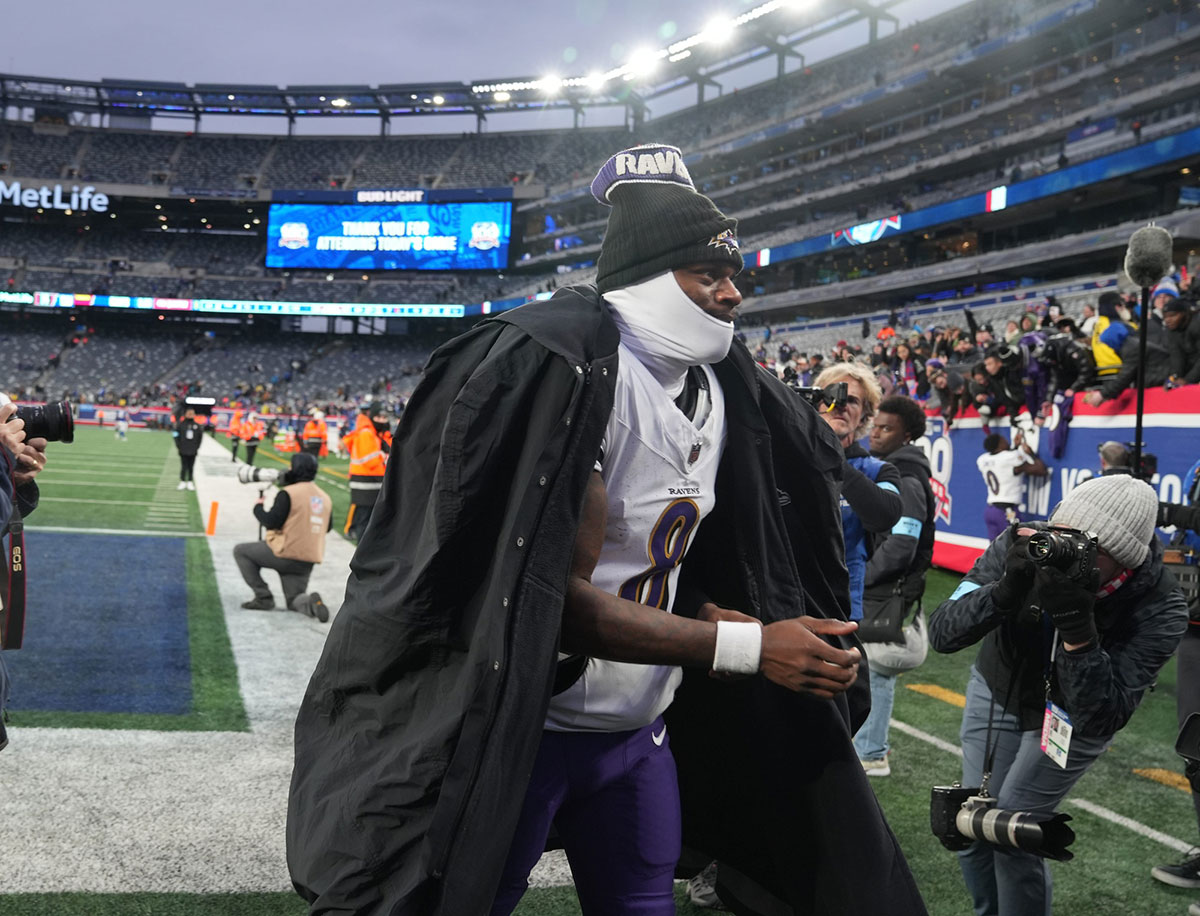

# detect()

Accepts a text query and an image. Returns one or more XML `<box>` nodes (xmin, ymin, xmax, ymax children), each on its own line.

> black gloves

<box><xmin>991</xmin><ymin>537</ymin><xmax>1036</xmax><ymax>613</ymax></box>
<box><xmin>1035</xmin><ymin>566</ymin><xmax>1098</xmax><ymax>646</ymax></box>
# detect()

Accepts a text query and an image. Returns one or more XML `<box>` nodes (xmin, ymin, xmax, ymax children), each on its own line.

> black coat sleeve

<box><xmin>254</xmin><ymin>490</ymin><xmax>291</xmax><ymax>529</ymax></box>
<box><xmin>841</xmin><ymin>459</ymin><xmax>902</xmax><ymax>533</ymax></box>
<box><xmin>928</xmin><ymin>531</ymin><xmax>1013</xmax><ymax>653</ymax></box>
<box><xmin>864</xmin><ymin>474</ymin><xmax>926</xmax><ymax>587</ymax></box>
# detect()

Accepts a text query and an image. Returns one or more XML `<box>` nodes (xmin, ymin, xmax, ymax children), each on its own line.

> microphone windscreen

<box><xmin>1124</xmin><ymin>225</ymin><xmax>1174</xmax><ymax>289</ymax></box>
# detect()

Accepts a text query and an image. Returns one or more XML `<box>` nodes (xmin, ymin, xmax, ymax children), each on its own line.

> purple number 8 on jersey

<box><xmin>618</xmin><ymin>499</ymin><xmax>701</xmax><ymax>610</ymax></box>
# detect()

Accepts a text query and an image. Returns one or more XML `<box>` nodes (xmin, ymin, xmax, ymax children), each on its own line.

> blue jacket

<box><xmin>840</xmin><ymin>443</ymin><xmax>902</xmax><ymax>619</ymax></box>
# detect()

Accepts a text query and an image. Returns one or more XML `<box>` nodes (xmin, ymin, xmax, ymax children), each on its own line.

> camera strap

<box><xmin>980</xmin><ymin>656</ymin><xmax>1025</xmax><ymax>797</ymax></box>
<box><xmin>1043</xmin><ymin>613</ymin><xmax>1058</xmax><ymax>705</ymax></box>
<box><xmin>1</xmin><ymin>504</ymin><xmax>26</xmax><ymax>650</ymax></box>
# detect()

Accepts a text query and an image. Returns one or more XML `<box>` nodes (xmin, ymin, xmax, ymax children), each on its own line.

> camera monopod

<box><xmin>1122</xmin><ymin>223</ymin><xmax>1175</xmax><ymax>477</ymax></box>
<box><xmin>258</xmin><ymin>488</ymin><xmax>267</xmax><ymax>541</ymax></box>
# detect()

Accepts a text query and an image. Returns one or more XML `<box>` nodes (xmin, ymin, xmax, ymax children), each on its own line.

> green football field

<box><xmin>7</xmin><ymin>426</ymin><xmax>1198</xmax><ymax>915</ymax></box>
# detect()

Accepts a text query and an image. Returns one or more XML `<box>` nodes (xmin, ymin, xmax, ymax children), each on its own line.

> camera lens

<box><xmin>15</xmin><ymin>401</ymin><xmax>74</xmax><ymax>443</ymax></box>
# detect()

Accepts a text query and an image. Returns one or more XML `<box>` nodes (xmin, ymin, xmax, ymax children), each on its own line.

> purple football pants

<box><xmin>984</xmin><ymin>503</ymin><xmax>1022</xmax><ymax>541</ymax></box>
<box><xmin>489</xmin><ymin>716</ymin><xmax>681</xmax><ymax>915</ymax></box>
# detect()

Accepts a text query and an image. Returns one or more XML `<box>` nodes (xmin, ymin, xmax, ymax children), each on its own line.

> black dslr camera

<box><xmin>790</xmin><ymin>380</ymin><xmax>849</xmax><ymax>413</ymax></box>
<box><xmin>1026</xmin><ymin>526</ymin><xmax>1098</xmax><ymax>585</ymax></box>
<box><xmin>11</xmin><ymin>400</ymin><xmax>74</xmax><ymax>443</ymax></box>
<box><xmin>930</xmin><ymin>784</ymin><xmax>1076</xmax><ymax>860</ymax></box>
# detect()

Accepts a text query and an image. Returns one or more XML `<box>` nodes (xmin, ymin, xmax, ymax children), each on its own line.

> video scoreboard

<box><xmin>265</xmin><ymin>187</ymin><xmax>513</xmax><ymax>272</ymax></box>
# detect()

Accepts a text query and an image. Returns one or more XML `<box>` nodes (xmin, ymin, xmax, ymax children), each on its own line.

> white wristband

<box><xmin>713</xmin><ymin>620</ymin><xmax>763</xmax><ymax>675</ymax></box>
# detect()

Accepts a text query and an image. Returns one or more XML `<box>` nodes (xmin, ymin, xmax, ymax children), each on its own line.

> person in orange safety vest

<box><xmin>228</xmin><ymin>408</ymin><xmax>244</xmax><ymax>462</ymax></box>
<box><xmin>301</xmin><ymin>411</ymin><xmax>329</xmax><ymax>458</ymax></box>
<box><xmin>240</xmin><ymin>412</ymin><xmax>266</xmax><ymax>467</ymax></box>
<box><xmin>343</xmin><ymin>402</ymin><xmax>392</xmax><ymax>539</ymax></box>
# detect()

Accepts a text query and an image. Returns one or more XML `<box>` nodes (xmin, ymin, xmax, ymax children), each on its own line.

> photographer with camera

<box><xmin>1</xmin><ymin>398</ymin><xmax>49</xmax><ymax>751</ymax></box>
<box><xmin>929</xmin><ymin>474</ymin><xmax>1188</xmax><ymax>915</ymax></box>
<box><xmin>233</xmin><ymin>452</ymin><xmax>333</xmax><ymax>622</ymax></box>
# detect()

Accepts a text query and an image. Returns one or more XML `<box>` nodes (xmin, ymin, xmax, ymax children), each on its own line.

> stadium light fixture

<box><xmin>227</xmin><ymin>94</ymin><xmax>236</xmax><ymax>101</ymax></box>
<box><xmin>330</xmin><ymin>98</ymin><xmax>349</xmax><ymax>107</ymax></box>
<box><xmin>627</xmin><ymin>47</ymin><xmax>666</xmax><ymax>77</ymax></box>
<box><xmin>702</xmin><ymin>17</ymin><xmax>734</xmax><ymax>44</ymax></box>
<box><xmin>472</xmin><ymin>0</ymin><xmax>793</xmax><ymax>95</ymax></box>
<box><xmin>433</xmin><ymin>95</ymin><xmax>444</xmax><ymax>105</ymax></box>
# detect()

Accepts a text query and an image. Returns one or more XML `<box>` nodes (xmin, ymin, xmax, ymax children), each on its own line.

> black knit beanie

<box><xmin>591</xmin><ymin>144</ymin><xmax>743</xmax><ymax>294</ymax></box>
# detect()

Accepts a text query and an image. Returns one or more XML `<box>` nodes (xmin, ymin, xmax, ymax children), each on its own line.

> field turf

<box><xmin>5</xmin><ymin>427</ymin><xmax>1197</xmax><ymax>915</ymax></box>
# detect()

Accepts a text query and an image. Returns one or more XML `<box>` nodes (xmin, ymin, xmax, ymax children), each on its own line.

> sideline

<box><xmin>25</xmin><ymin>525</ymin><xmax>206</xmax><ymax>537</ymax></box>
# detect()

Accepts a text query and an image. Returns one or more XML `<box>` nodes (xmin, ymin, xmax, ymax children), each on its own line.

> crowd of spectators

<box><xmin>752</xmin><ymin>272</ymin><xmax>1200</xmax><ymax>435</ymax></box>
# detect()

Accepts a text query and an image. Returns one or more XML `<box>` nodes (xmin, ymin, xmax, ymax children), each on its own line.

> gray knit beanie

<box><xmin>591</xmin><ymin>143</ymin><xmax>743</xmax><ymax>293</ymax></box>
<box><xmin>1049</xmin><ymin>475</ymin><xmax>1159</xmax><ymax>569</ymax></box>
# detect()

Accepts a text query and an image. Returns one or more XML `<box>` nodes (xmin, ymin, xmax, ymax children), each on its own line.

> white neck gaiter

<box><xmin>603</xmin><ymin>271</ymin><xmax>734</xmax><ymax>398</ymax></box>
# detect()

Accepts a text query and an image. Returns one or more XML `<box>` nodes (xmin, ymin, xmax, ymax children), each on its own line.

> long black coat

<box><xmin>287</xmin><ymin>285</ymin><xmax>925</xmax><ymax>915</ymax></box>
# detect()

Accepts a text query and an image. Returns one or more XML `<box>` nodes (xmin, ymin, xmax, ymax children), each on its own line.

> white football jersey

<box><xmin>977</xmin><ymin>449</ymin><xmax>1033</xmax><ymax>505</ymax></box>
<box><xmin>546</xmin><ymin>344</ymin><xmax>726</xmax><ymax>732</ymax></box>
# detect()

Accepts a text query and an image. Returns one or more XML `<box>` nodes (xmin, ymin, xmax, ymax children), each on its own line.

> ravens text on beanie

<box><xmin>1049</xmin><ymin>474</ymin><xmax>1159</xmax><ymax>570</ymax></box>
<box><xmin>591</xmin><ymin>144</ymin><xmax>743</xmax><ymax>294</ymax></box>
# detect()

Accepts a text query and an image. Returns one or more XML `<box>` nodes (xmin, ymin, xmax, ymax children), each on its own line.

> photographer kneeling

<box><xmin>929</xmin><ymin>474</ymin><xmax>1188</xmax><ymax>916</ymax></box>
<box><xmin>233</xmin><ymin>453</ymin><xmax>333</xmax><ymax>622</ymax></box>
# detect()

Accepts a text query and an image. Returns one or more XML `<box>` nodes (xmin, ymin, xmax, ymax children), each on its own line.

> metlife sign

<box><xmin>0</xmin><ymin>181</ymin><xmax>110</xmax><ymax>213</ymax></box>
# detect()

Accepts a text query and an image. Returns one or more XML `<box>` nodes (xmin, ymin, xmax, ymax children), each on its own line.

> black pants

<box><xmin>230</xmin><ymin>438</ymin><xmax>240</xmax><ymax>462</ymax></box>
<box><xmin>233</xmin><ymin>541</ymin><xmax>314</xmax><ymax>609</ymax></box>
<box><xmin>179</xmin><ymin>454</ymin><xmax>197</xmax><ymax>482</ymax></box>
<box><xmin>245</xmin><ymin>442</ymin><xmax>259</xmax><ymax>466</ymax></box>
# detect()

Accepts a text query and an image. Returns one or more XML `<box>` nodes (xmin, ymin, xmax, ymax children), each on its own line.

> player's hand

<box><xmin>13</xmin><ymin>438</ymin><xmax>47</xmax><ymax>486</ymax></box>
<box><xmin>760</xmin><ymin>616</ymin><xmax>860</xmax><ymax>698</ymax></box>
<box><xmin>1083</xmin><ymin>391</ymin><xmax>1104</xmax><ymax>407</ymax></box>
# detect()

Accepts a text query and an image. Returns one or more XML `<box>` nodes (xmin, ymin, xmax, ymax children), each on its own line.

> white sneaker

<box><xmin>187</xmin><ymin>481</ymin><xmax>196</xmax><ymax>490</ymax></box>
<box><xmin>688</xmin><ymin>862</ymin><xmax>726</xmax><ymax>909</ymax></box>
<box><xmin>861</xmin><ymin>757</ymin><xmax>891</xmax><ymax>777</ymax></box>
<box><xmin>176</xmin><ymin>481</ymin><xmax>187</xmax><ymax>490</ymax></box>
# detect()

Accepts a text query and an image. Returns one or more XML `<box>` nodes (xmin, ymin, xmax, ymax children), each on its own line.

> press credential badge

<box><xmin>1041</xmin><ymin>702</ymin><xmax>1073</xmax><ymax>768</ymax></box>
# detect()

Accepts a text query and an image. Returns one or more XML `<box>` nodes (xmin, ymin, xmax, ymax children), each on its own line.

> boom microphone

<box><xmin>1124</xmin><ymin>224</ymin><xmax>1174</xmax><ymax>289</ymax></box>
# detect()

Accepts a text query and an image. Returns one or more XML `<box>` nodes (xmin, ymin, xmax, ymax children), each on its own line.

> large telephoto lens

<box><xmin>16</xmin><ymin>401</ymin><xmax>74</xmax><ymax>443</ymax></box>
<box><xmin>955</xmin><ymin>803</ymin><xmax>1075</xmax><ymax>860</ymax></box>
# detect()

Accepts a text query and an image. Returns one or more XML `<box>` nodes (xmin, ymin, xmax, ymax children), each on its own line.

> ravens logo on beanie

<box><xmin>591</xmin><ymin>144</ymin><xmax>743</xmax><ymax>294</ymax></box>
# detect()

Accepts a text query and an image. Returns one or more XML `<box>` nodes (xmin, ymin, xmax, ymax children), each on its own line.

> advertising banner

<box><xmin>924</xmin><ymin>387</ymin><xmax>1200</xmax><ymax>572</ymax></box>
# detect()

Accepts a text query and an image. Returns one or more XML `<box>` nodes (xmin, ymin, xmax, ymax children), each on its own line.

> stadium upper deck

<box><xmin>1</xmin><ymin>0</ymin><xmax>1198</xmax><ymax>325</ymax></box>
